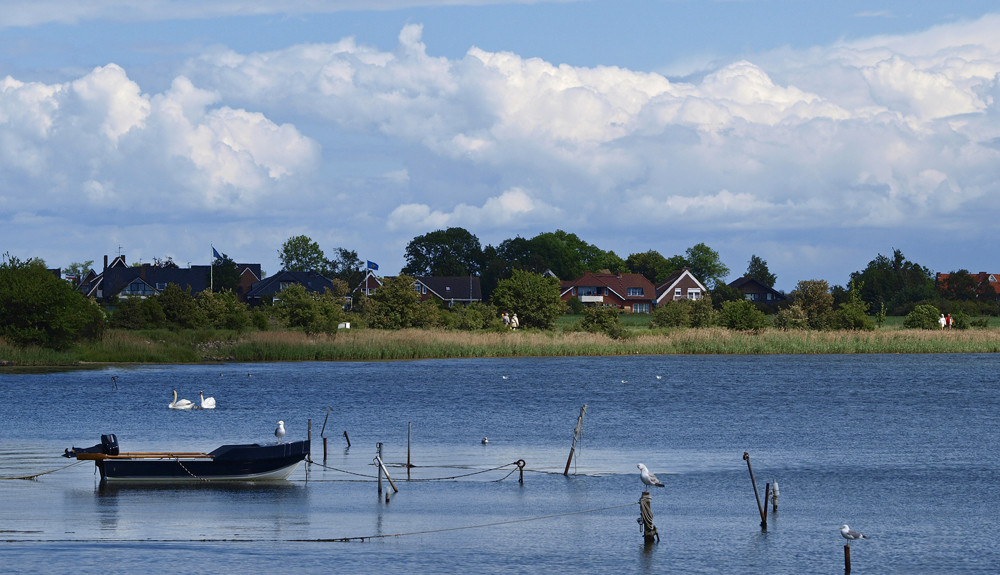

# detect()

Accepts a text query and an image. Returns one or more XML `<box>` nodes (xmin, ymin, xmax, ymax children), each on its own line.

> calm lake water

<box><xmin>1</xmin><ymin>354</ymin><xmax>998</xmax><ymax>574</ymax></box>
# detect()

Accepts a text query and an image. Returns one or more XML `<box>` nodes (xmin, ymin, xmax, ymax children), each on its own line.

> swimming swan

<box><xmin>169</xmin><ymin>390</ymin><xmax>194</xmax><ymax>410</ymax></box>
<box><xmin>199</xmin><ymin>391</ymin><xmax>216</xmax><ymax>409</ymax></box>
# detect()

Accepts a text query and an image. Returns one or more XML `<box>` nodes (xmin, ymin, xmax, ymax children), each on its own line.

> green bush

<box><xmin>773</xmin><ymin>304</ymin><xmax>809</xmax><ymax>330</ymax></box>
<box><xmin>650</xmin><ymin>300</ymin><xmax>690</xmax><ymax>328</ymax></box>
<box><xmin>903</xmin><ymin>304</ymin><xmax>941</xmax><ymax>329</ymax></box>
<box><xmin>718</xmin><ymin>300</ymin><xmax>770</xmax><ymax>330</ymax></box>
<box><xmin>579</xmin><ymin>306</ymin><xmax>629</xmax><ymax>339</ymax></box>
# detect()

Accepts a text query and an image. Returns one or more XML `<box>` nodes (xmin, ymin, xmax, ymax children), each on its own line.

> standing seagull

<box><xmin>275</xmin><ymin>420</ymin><xmax>286</xmax><ymax>441</ymax></box>
<box><xmin>637</xmin><ymin>463</ymin><xmax>665</xmax><ymax>488</ymax></box>
<box><xmin>840</xmin><ymin>525</ymin><xmax>867</xmax><ymax>545</ymax></box>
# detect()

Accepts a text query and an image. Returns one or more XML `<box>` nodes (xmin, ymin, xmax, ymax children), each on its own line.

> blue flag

<box><xmin>213</xmin><ymin>247</ymin><xmax>222</xmax><ymax>260</ymax></box>
<box><xmin>367</xmin><ymin>260</ymin><xmax>379</xmax><ymax>271</ymax></box>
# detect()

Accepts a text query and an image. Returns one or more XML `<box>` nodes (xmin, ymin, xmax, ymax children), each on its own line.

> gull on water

<box><xmin>637</xmin><ymin>463</ymin><xmax>665</xmax><ymax>488</ymax></box>
<box><xmin>840</xmin><ymin>525</ymin><xmax>867</xmax><ymax>544</ymax></box>
<box><xmin>275</xmin><ymin>420</ymin><xmax>286</xmax><ymax>441</ymax></box>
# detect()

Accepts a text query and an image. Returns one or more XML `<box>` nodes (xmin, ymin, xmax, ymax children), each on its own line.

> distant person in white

<box><xmin>840</xmin><ymin>524</ymin><xmax>867</xmax><ymax>544</ymax></box>
<box><xmin>637</xmin><ymin>463</ymin><xmax>665</xmax><ymax>488</ymax></box>
<box><xmin>275</xmin><ymin>420</ymin><xmax>286</xmax><ymax>441</ymax></box>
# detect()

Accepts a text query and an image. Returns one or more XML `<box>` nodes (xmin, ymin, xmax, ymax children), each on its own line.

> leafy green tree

<box><xmin>942</xmin><ymin>269</ymin><xmax>978</xmax><ymax>301</ymax></box>
<box><xmin>328</xmin><ymin>247</ymin><xmax>365</xmax><ymax>288</ymax></box>
<box><xmin>833</xmin><ymin>280</ymin><xmax>874</xmax><ymax>330</ymax></box>
<box><xmin>158</xmin><ymin>283</ymin><xmax>205</xmax><ymax>328</ymax></box>
<box><xmin>196</xmin><ymin>290</ymin><xmax>251</xmax><ymax>331</ymax></box>
<box><xmin>903</xmin><ymin>304</ymin><xmax>941</xmax><ymax>329</ymax></box>
<box><xmin>0</xmin><ymin>253</ymin><xmax>104</xmax><ymax>349</ymax></box>
<box><xmin>790</xmin><ymin>279</ymin><xmax>834</xmax><ymax>329</ymax></box>
<box><xmin>403</xmin><ymin>227</ymin><xmax>483</xmax><ymax>277</ymax></box>
<box><xmin>489</xmin><ymin>230</ymin><xmax>624</xmax><ymax>282</ymax></box>
<box><xmin>718</xmin><ymin>299</ymin><xmax>769</xmax><ymax>330</ymax></box>
<box><xmin>684</xmin><ymin>243</ymin><xmax>730</xmax><ymax>290</ymax></box>
<box><xmin>359</xmin><ymin>274</ymin><xmax>424</xmax><ymax>329</ymax></box>
<box><xmin>627</xmin><ymin>250</ymin><xmax>675</xmax><ymax>284</ymax></box>
<box><xmin>746</xmin><ymin>254</ymin><xmax>776</xmax><ymax>287</ymax></box>
<box><xmin>489</xmin><ymin>269</ymin><xmax>565</xmax><ymax>330</ymax></box>
<box><xmin>64</xmin><ymin>260</ymin><xmax>94</xmax><ymax>288</ymax></box>
<box><xmin>849</xmin><ymin>249</ymin><xmax>934</xmax><ymax>313</ymax></box>
<box><xmin>210</xmin><ymin>251</ymin><xmax>241</xmax><ymax>293</ymax></box>
<box><xmin>279</xmin><ymin>235</ymin><xmax>327</xmax><ymax>273</ymax></box>
<box><xmin>275</xmin><ymin>284</ymin><xmax>344</xmax><ymax>334</ymax></box>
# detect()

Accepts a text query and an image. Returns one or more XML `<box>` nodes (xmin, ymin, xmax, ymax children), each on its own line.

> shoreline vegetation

<box><xmin>3</xmin><ymin>324</ymin><xmax>1000</xmax><ymax>367</ymax></box>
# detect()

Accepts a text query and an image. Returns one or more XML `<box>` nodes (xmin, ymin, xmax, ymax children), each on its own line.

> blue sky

<box><xmin>2</xmin><ymin>1</ymin><xmax>999</xmax><ymax>291</ymax></box>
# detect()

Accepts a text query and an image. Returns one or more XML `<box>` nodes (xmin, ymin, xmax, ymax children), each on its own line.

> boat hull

<box><xmin>95</xmin><ymin>440</ymin><xmax>310</xmax><ymax>483</ymax></box>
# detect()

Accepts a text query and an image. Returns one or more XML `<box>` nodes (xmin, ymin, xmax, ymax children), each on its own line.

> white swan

<box><xmin>169</xmin><ymin>390</ymin><xmax>194</xmax><ymax>410</ymax></box>
<box><xmin>199</xmin><ymin>391</ymin><xmax>216</xmax><ymax>409</ymax></box>
<box><xmin>275</xmin><ymin>420</ymin><xmax>286</xmax><ymax>441</ymax></box>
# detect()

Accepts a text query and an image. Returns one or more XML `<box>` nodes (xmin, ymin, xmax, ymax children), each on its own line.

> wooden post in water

<box><xmin>344</xmin><ymin>431</ymin><xmax>351</xmax><ymax>448</ymax></box>
<box><xmin>563</xmin><ymin>405</ymin><xmax>587</xmax><ymax>476</ymax></box>
<box><xmin>307</xmin><ymin>419</ymin><xmax>312</xmax><ymax>466</ymax></box>
<box><xmin>763</xmin><ymin>483</ymin><xmax>771</xmax><ymax>523</ymax></box>
<box><xmin>375</xmin><ymin>455</ymin><xmax>399</xmax><ymax>494</ymax></box>
<box><xmin>320</xmin><ymin>407</ymin><xmax>332</xmax><ymax>462</ymax></box>
<box><xmin>407</xmin><ymin>421</ymin><xmax>412</xmax><ymax>479</ymax></box>
<box><xmin>743</xmin><ymin>452</ymin><xmax>767</xmax><ymax>529</ymax></box>
<box><xmin>639</xmin><ymin>491</ymin><xmax>659</xmax><ymax>544</ymax></box>
<box><xmin>377</xmin><ymin>442</ymin><xmax>383</xmax><ymax>495</ymax></box>
<box><xmin>771</xmin><ymin>480</ymin><xmax>779</xmax><ymax>513</ymax></box>
<box><xmin>844</xmin><ymin>544</ymin><xmax>851</xmax><ymax>572</ymax></box>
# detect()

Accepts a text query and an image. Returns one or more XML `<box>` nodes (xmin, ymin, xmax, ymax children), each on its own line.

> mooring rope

<box><xmin>174</xmin><ymin>458</ymin><xmax>208</xmax><ymax>482</ymax></box>
<box><xmin>0</xmin><ymin>460</ymin><xmax>87</xmax><ymax>481</ymax></box>
<box><xmin>306</xmin><ymin>459</ymin><xmax>525</xmax><ymax>482</ymax></box>
<box><xmin>295</xmin><ymin>501</ymin><xmax>639</xmax><ymax>542</ymax></box>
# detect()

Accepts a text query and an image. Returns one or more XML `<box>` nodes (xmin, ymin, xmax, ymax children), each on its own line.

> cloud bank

<box><xmin>3</xmin><ymin>15</ymin><xmax>999</xmax><ymax>286</ymax></box>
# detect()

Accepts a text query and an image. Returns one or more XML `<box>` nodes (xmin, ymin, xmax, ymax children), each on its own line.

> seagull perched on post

<box><xmin>840</xmin><ymin>525</ymin><xmax>867</xmax><ymax>545</ymax></box>
<box><xmin>275</xmin><ymin>420</ymin><xmax>286</xmax><ymax>441</ymax></box>
<box><xmin>637</xmin><ymin>463</ymin><xmax>665</xmax><ymax>488</ymax></box>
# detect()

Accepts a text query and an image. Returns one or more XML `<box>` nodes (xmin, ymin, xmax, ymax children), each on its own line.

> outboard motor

<box><xmin>101</xmin><ymin>434</ymin><xmax>119</xmax><ymax>456</ymax></box>
<box><xmin>63</xmin><ymin>434</ymin><xmax>119</xmax><ymax>458</ymax></box>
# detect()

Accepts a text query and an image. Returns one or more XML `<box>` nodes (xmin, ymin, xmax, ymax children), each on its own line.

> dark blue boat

<box><xmin>64</xmin><ymin>434</ymin><xmax>310</xmax><ymax>483</ymax></box>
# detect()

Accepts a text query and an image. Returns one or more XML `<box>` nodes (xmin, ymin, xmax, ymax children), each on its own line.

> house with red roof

<box><xmin>560</xmin><ymin>272</ymin><xmax>657</xmax><ymax>313</ymax></box>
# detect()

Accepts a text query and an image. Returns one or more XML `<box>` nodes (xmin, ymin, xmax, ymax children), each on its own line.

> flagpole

<box><xmin>210</xmin><ymin>244</ymin><xmax>214</xmax><ymax>292</ymax></box>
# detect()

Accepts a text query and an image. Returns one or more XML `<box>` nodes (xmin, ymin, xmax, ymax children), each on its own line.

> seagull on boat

<box><xmin>637</xmin><ymin>463</ymin><xmax>665</xmax><ymax>488</ymax></box>
<box><xmin>169</xmin><ymin>390</ymin><xmax>194</xmax><ymax>410</ymax></box>
<box><xmin>840</xmin><ymin>525</ymin><xmax>867</xmax><ymax>545</ymax></box>
<box><xmin>275</xmin><ymin>420</ymin><xmax>286</xmax><ymax>441</ymax></box>
<box><xmin>199</xmin><ymin>391</ymin><xmax>216</xmax><ymax>409</ymax></box>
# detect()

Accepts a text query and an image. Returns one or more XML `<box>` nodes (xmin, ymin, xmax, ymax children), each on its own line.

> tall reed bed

<box><xmin>3</xmin><ymin>327</ymin><xmax>1000</xmax><ymax>366</ymax></box>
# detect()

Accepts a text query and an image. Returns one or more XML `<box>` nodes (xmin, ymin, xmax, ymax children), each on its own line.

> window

<box><xmin>627</xmin><ymin>287</ymin><xmax>644</xmax><ymax>296</ymax></box>
<box><xmin>688</xmin><ymin>288</ymin><xmax>702</xmax><ymax>300</ymax></box>
<box><xmin>121</xmin><ymin>280</ymin><xmax>154</xmax><ymax>297</ymax></box>
<box><xmin>633</xmin><ymin>302</ymin><xmax>650</xmax><ymax>313</ymax></box>
<box><xmin>279</xmin><ymin>281</ymin><xmax>296</xmax><ymax>291</ymax></box>
<box><xmin>578</xmin><ymin>286</ymin><xmax>602</xmax><ymax>296</ymax></box>
<box><xmin>674</xmin><ymin>288</ymin><xmax>682</xmax><ymax>299</ymax></box>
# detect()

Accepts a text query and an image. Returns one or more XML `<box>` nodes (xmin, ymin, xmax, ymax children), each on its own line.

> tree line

<box><xmin>1</xmin><ymin>232</ymin><xmax>994</xmax><ymax>349</ymax></box>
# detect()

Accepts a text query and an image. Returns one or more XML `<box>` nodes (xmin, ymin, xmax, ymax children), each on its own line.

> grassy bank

<box><xmin>3</xmin><ymin>325</ymin><xmax>1000</xmax><ymax>367</ymax></box>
